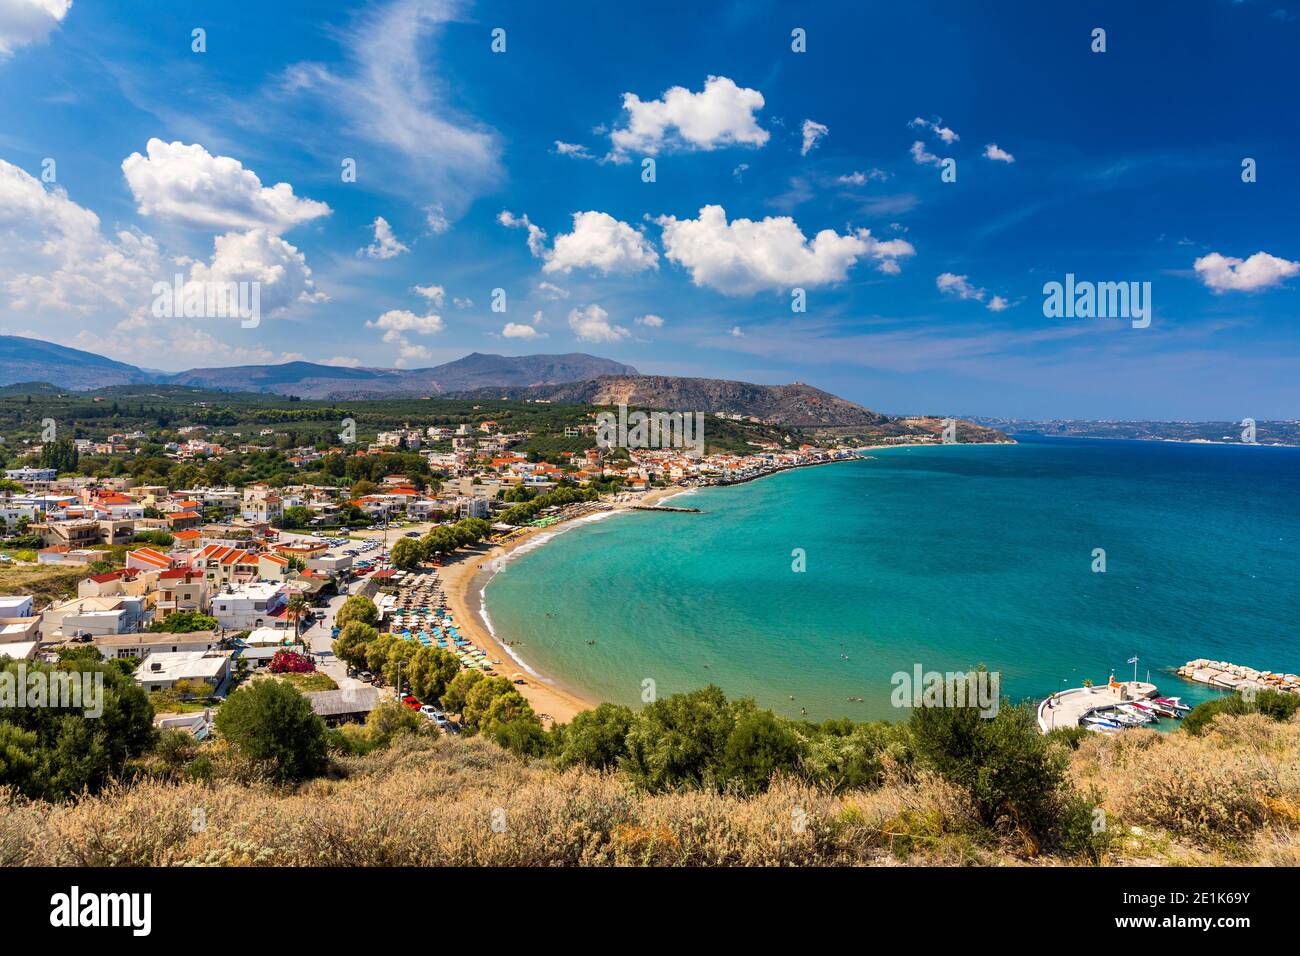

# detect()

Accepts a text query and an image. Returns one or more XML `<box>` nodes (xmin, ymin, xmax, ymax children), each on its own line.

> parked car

<box><xmin>401</xmin><ymin>695</ymin><xmax>421</xmax><ymax>710</ymax></box>
<box><xmin>405</xmin><ymin>531</ymin><xmax>421</xmax><ymax>537</ymax></box>
<box><xmin>357</xmin><ymin>670</ymin><xmax>374</xmax><ymax>682</ymax></box>
<box><xmin>419</xmin><ymin>704</ymin><xmax>442</xmax><ymax>719</ymax></box>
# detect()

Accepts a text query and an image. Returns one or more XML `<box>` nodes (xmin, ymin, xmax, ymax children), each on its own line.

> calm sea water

<box><xmin>483</xmin><ymin>438</ymin><xmax>1300</xmax><ymax>722</ymax></box>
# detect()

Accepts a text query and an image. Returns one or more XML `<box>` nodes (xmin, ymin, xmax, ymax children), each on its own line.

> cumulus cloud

<box><xmin>497</xmin><ymin>209</ymin><xmax>547</xmax><ymax>257</ymax></box>
<box><xmin>544</xmin><ymin>211</ymin><xmax>659</xmax><ymax>275</ymax></box>
<box><xmin>412</xmin><ymin>283</ymin><xmax>445</xmax><ymax>307</ymax></box>
<box><xmin>800</xmin><ymin>119</ymin><xmax>829</xmax><ymax>156</ymax></box>
<box><xmin>636</xmin><ymin>313</ymin><xmax>664</xmax><ymax>328</ymax></box>
<box><xmin>0</xmin><ymin>159</ymin><xmax>325</xmax><ymax>341</ymax></box>
<box><xmin>361</xmin><ymin>216</ymin><xmax>408</xmax><ymax>259</ymax></box>
<box><xmin>936</xmin><ymin>272</ymin><xmax>1009</xmax><ymax>311</ymax></box>
<box><xmin>185</xmin><ymin>228</ymin><xmax>327</xmax><ymax>316</ymax></box>
<box><xmin>936</xmin><ymin>272</ymin><xmax>984</xmax><ymax>301</ymax></box>
<box><xmin>909</xmin><ymin>116</ymin><xmax>959</xmax><ymax>144</ymax></box>
<box><xmin>656</xmin><ymin>204</ymin><xmax>914</xmax><ymax>295</ymax></box>
<box><xmin>367</xmin><ymin>307</ymin><xmax>444</xmax><ymax>367</ymax></box>
<box><xmin>320</xmin><ymin>355</ymin><xmax>363</xmax><ymax>367</ymax></box>
<box><xmin>1194</xmin><ymin>251</ymin><xmax>1300</xmax><ymax>292</ymax></box>
<box><xmin>553</xmin><ymin>141</ymin><xmax>593</xmax><ymax>159</ymax></box>
<box><xmin>0</xmin><ymin>158</ymin><xmax>162</xmax><ymax>318</ymax></box>
<box><xmin>984</xmin><ymin>143</ymin><xmax>1015</xmax><ymax>163</ymax></box>
<box><xmin>121</xmin><ymin>139</ymin><xmax>330</xmax><ymax>232</ymax></box>
<box><xmin>0</xmin><ymin>0</ymin><xmax>71</xmax><ymax>58</ymax></box>
<box><xmin>502</xmin><ymin>322</ymin><xmax>543</xmax><ymax>339</ymax></box>
<box><xmin>910</xmin><ymin>141</ymin><xmax>943</xmax><ymax>167</ymax></box>
<box><xmin>568</xmin><ymin>303</ymin><xmax>629</xmax><ymax>343</ymax></box>
<box><xmin>366</xmin><ymin>308</ymin><xmax>444</xmax><ymax>335</ymax></box>
<box><xmin>608</xmin><ymin>75</ymin><xmax>768</xmax><ymax>159</ymax></box>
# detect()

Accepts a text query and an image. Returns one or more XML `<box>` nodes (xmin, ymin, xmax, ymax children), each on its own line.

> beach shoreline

<box><xmin>435</xmin><ymin>443</ymin><xmax>1013</xmax><ymax>724</ymax></box>
<box><xmin>435</xmin><ymin>484</ymin><xmax>688</xmax><ymax>725</ymax></box>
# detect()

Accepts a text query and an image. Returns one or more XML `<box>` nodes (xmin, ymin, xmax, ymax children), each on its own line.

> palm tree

<box><xmin>286</xmin><ymin>592</ymin><xmax>309</xmax><ymax>649</ymax></box>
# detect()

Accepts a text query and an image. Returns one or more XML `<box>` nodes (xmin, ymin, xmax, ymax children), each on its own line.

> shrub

<box><xmin>214</xmin><ymin>681</ymin><xmax>328</xmax><ymax>784</ymax></box>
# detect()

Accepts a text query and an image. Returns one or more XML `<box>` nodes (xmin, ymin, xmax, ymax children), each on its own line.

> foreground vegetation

<box><xmin>3</xmin><ymin>648</ymin><xmax>1298</xmax><ymax>865</ymax></box>
<box><xmin>1</xmin><ymin>709</ymin><xmax>1297</xmax><ymax>867</ymax></box>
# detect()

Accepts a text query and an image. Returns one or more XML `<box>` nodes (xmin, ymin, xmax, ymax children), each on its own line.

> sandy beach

<box><xmin>431</xmin><ymin>488</ymin><xmax>686</xmax><ymax>725</ymax></box>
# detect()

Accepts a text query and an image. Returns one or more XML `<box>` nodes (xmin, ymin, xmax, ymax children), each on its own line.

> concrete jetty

<box><xmin>1037</xmin><ymin>681</ymin><xmax>1160</xmax><ymax>733</ymax></box>
<box><xmin>1177</xmin><ymin>659</ymin><xmax>1300</xmax><ymax>695</ymax></box>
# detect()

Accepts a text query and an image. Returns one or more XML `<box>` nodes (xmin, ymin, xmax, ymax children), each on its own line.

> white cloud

<box><xmin>800</xmin><ymin>120</ymin><xmax>829</xmax><ymax>157</ymax></box>
<box><xmin>0</xmin><ymin>0</ymin><xmax>70</xmax><ymax>58</ymax></box>
<box><xmin>320</xmin><ymin>355</ymin><xmax>363</xmax><ymax>367</ymax></box>
<box><xmin>1194</xmin><ymin>251</ymin><xmax>1300</xmax><ymax>292</ymax></box>
<box><xmin>609</xmin><ymin>75</ymin><xmax>768</xmax><ymax>159</ymax></box>
<box><xmin>536</xmin><ymin>280</ymin><xmax>568</xmax><ymax>300</ymax></box>
<box><xmin>452</xmin><ymin>296</ymin><xmax>472</xmax><ymax>309</ymax></box>
<box><xmin>837</xmin><ymin>169</ymin><xmax>888</xmax><ymax>185</ymax></box>
<box><xmin>366</xmin><ymin>308</ymin><xmax>444</xmax><ymax>335</ymax></box>
<box><xmin>732</xmin><ymin>163</ymin><xmax>749</xmax><ymax>180</ymax></box>
<box><xmin>502</xmin><ymin>322</ymin><xmax>543</xmax><ymax>339</ymax></box>
<box><xmin>0</xmin><ymin>158</ymin><xmax>162</xmax><ymax>318</ymax></box>
<box><xmin>186</xmin><ymin>228</ymin><xmax>327</xmax><ymax>316</ymax></box>
<box><xmin>984</xmin><ymin>143</ymin><xmax>1015</xmax><ymax>163</ymax></box>
<box><xmin>544</xmin><ymin>211</ymin><xmax>659</xmax><ymax>275</ymax></box>
<box><xmin>936</xmin><ymin>272</ymin><xmax>1009</xmax><ymax>312</ymax></box>
<box><xmin>568</xmin><ymin>303</ymin><xmax>629</xmax><ymax>343</ymax></box>
<box><xmin>636</xmin><ymin>313</ymin><xmax>664</xmax><ymax>328</ymax></box>
<box><xmin>498</xmin><ymin>209</ymin><xmax>547</xmax><ymax>257</ymax></box>
<box><xmin>424</xmin><ymin>203</ymin><xmax>450</xmax><ymax>233</ymax></box>
<box><xmin>361</xmin><ymin>216</ymin><xmax>408</xmax><ymax>259</ymax></box>
<box><xmin>656</xmin><ymin>204</ymin><xmax>914</xmax><ymax>295</ymax></box>
<box><xmin>0</xmin><ymin>159</ymin><xmax>324</xmax><ymax>352</ymax></box>
<box><xmin>367</xmin><ymin>306</ymin><xmax>443</xmax><ymax>367</ymax></box>
<box><xmin>412</xmin><ymin>283</ymin><xmax>445</xmax><ymax>307</ymax></box>
<box><xmin>909</xmin><ymin>116</ymin><xmax>959</xmax><ymax>144</ymax></box>
<box><xmin>910</xmin><ymin>141</ymin><xmax>943</xmax><ymax>167</ymax></box>
<box><xmin>121</xmin><ymin>139</ymin><xmax>330</xmax><ymax>232</ymax></box>
<box><xmin>729</xmin><ymin>325</ymin><xmax>744</xmax><ymax>337</ymax></box>
<box><xmin>553</xmin><ymin>141</ymin><xmax>593</xmax><ymax>159</ymax></box>
<box><xmin>274</xmin><ymin>0</ymin><xmax>501</xmax><ymax>219</ymax></box>
<box><xmin>936</xmin><ymin>272</ymin><xmax>984</xmax><ymax>301</ymax></box>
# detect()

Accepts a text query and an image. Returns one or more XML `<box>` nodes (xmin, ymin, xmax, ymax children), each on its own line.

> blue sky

<box><xmin>0</xmin><ymin>0</ymin><xmax>1297</xmax><ymax>419</ymax></box>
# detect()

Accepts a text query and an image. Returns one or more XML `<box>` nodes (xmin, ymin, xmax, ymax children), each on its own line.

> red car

<box><xmin>401</xmin><ymin>695</ymin><xmax>421</xmax><ymax>710</ymax></box>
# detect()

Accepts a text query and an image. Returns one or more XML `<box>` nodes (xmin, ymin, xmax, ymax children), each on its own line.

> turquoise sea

<box><xmin>483</xmin><ymin>438</ymin><xmax>1300</xmax><ymax>722</ymax></box>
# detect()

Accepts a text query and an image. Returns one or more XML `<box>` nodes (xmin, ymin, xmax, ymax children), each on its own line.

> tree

<box><xmin>333</xmin><ymin>621</ymin><xmax>378</xmax><ymax>671</ymax></box>
<box><xmin>719</xmin><ymin>705</ymin><xmax>803</xmax><ymax>795</ymax></box>
<box><xmin>363</xmin><ymin>701</ymin><xmax>425</xmax><ymax>747</ymax></box>
<box><xmin>550</xmin><ymin>702</ymin><xmax>634</xmax><ymax>771</ymax></box>
<box><xmin>441</xmin><ymin>669</ymin><xmax>485</xmax><ymax>714</ymax></box>
<box><xmin>0</xmin><ymin>658</ymin><xmax>155</xmax><ymax>801</ymax></box>
<box><xmin>908</xmin><ymin>686</ymin><xmax>1099</xmax><ymax>854</ymax></box>
<box><xmin>334</xmin><ymin>595</ymin><xmax>378</xmax><ymax>631</ymax></box>
<box><xmin>408</xmin><ymin>646</ymin><xmax>460</xmax><ymax>703</ymax></box>
<box><xmin>380</xmin><ymin>639</ymin><xmax>420</xmax><ymax>692</ymax></box>
<box><xmin>390</xmin><ymin>537</ymin><xmax>422</xmax><ymax>570</ymax></box>
<box><xmin>622</xmin><ymin>685</ymin><xmax>737</xmax><ymax>792</ymax></box>
<box><xmin>214</xmin><ymin>680</ymin><xmax>328</xmax><ymax>783</ymax></box>
<box><xmin>279</xmin><ymin>505</ymin><xmax>313</xmax><ymax>529</ymax></box>
<box><xmin>148</xmin><ymin>611</ymin><xmax>218</xmax><ymax>633</ymax></box>
<box><xmin>285</xmin><ymin>592</ymin><xmax>309</xmax><ymax>646</ymax></box>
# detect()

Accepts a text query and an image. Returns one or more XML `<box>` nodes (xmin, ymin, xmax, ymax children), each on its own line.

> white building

<box><xmin>210</xmin><ymin>582</ymin><xmax>289</xmax><ymax>631</ymax></box>
<box><xmin>133</xmin><ymin>651</ymin><xmax>231</xmax><ymax>693</ymax></box>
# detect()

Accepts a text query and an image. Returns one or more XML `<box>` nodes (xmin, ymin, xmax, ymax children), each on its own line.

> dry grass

<box><xmin>2</xmin><ymin>712</ymin><xmax>1298</xmax><ymax>867</ymax></box>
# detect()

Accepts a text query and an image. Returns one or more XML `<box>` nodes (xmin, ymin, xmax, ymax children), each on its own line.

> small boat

<box><xmin>1155</xmin><ymin>696</ymin><xmax>1191</xmax><ymax>713</ymax></box>
<box><xmin>1116</xmin><ymin>704</ymin><xmax>1156</xmax><ymax>723</ymax></box>
<box><xmin>1103</xmin><ymin>709</ymin><xmax>1143</xmax><ymax>727</ymax></box>
<box><xmin>1146</xmin><ymin>701</ymin><xmax>1180</xmax><ymax>718</ymax></box>
<box><xmin>1084</xmin><ymin>715</ymin><xmax>1122</xmax><ymax>730</ymax></box>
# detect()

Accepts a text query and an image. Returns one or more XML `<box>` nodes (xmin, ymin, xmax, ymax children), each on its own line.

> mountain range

<box><xmin>0</xmin><ymin>334</ymin><xmax>938</xmax><ymax>430</ymax></box>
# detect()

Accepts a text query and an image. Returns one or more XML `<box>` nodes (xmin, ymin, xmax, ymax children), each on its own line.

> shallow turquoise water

<box><xmin>484</xmin><ymin>438</ymin><xmax>1300</xmax><ymax>722</ymax></box>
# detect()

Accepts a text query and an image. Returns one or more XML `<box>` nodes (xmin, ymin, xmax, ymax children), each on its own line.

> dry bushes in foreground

<box><xmin>2</xmin><ymin>712</ymin><xmax>1298</xmax><ymax>867</ymax></box>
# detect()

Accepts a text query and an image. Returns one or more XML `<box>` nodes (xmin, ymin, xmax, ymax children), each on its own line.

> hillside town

<box><xmin>0</xmin><ymin>409</ymin><xmax>856</xmax><ymax>732</ymax></box>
